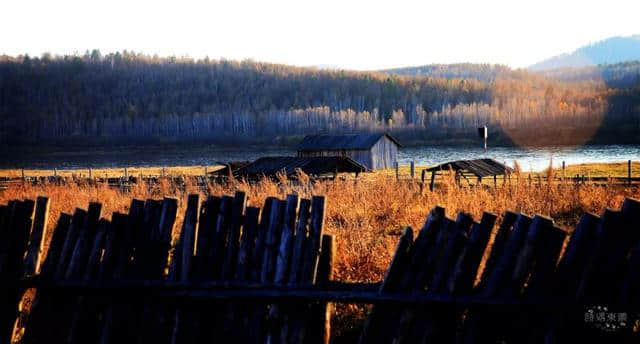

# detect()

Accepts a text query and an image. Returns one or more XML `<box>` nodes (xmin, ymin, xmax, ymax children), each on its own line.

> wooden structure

<box><xmin>359</xmin><ymin>197</ymin><xmax>640</xmax><ymax>343</ymax></box>
<box><xmin>424</xmin><ymin>158</ymin><xmax>514</xmax><ymax>190</ymax></box>
<box><xmin>2</xmin><ymin>192</ymin><xmax>332</xmax><ymax>344</ymax></box>
<box><xmin>1</xmin><ymin>194</ymin><xmax>640</xmax><ymax>343</ymax></box>
<box><xmin>297</xmin><ymin>133</ymin><xmax>401</xmax><ymax>170</ymax></box>
<box><xmin>235</xmin><ymin>156</ymin><xmax>366</xmax><ymax>180</ymax></box>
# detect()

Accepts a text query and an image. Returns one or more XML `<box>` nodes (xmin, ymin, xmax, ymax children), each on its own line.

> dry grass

<box><xmin>1</xmin><ymin>170</ymin><xmax>638</xmax><ymax>283</ymax></box>
<box><xmin>3</xmin><ymin>169</ymin><xmax>639</xmax><ymax>342</ymax></box>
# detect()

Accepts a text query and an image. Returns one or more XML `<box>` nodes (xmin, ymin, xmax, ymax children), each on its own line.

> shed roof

<box><xmin>297</xmin><ymin>133</ymin><xmax>401</xmax><ymax>151</ymax></box>
<box><xmin>236</xmin><ymin>156</ymin><xmax>367</xmax><ymax>177</ymax></box>
<box><xmin>426</xmin><ymin>158</ymin><xmax>514</xmax><ymax>178</ymax></box>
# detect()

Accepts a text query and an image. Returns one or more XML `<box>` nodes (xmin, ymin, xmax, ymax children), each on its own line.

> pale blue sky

<box><xmin>2</xmin><ymin>0</ymin><xmax>639</xmax><ymax>70</ymax></box>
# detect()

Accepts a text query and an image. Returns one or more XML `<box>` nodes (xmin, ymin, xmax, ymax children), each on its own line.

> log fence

<box><xmin>0</xmin><ymin>193</ymin><xmax>639</xmax><ymax>343</ymax></box>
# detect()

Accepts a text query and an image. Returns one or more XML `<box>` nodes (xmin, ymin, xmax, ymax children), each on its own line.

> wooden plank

<box><xmin>554</xmin><ymin>213</ymin><xmax>600</xmax><ymax>297</ymax></box>
<box><xmin>54</xmin><ymin>208</ymin><xmax>87</xmax><ymax>279</ymax></box>
<box><xmin>21</xmin><ymin>213</ymin><xmax>72</xmax><ymax>344</ymax></box>
<box><xmin>430</xmin><ymin>212</ymin><xmax>473</xmax><ymax>293</ymax></box>
<box><xmin>65</xmin><ymin>202</ymin><xmax>102</xmax><ymax>279</ymax></box>
<box><xmin>209</xmin><ymin>195</ymin><xmax>233</xmax><ymax>281</ymax></box>
<box><xmin>448</xmin><ymin>211</ymin><xmax>497</xmax><ymax>294</ymax></box>
<box><xmin>0</xmin><ymin>199</ymin><xmax>34</xmax><ymax>344</ymax></box>
<box><xmin>261</xmin><ymin>198</ymin><xmax>283</xmax><ymax>283</ymax></box>
<box><xmin>222</xmin><ymin>191</ymin><xmax>247</xmax><ymax>280</ymax></box>
<box><xmin>482</xmin><ymin>213</ymin><xmax>532</xmax><ymax>297</ymax></box>
<box><xmin>265</xmin><ymin>195</ymin><xmax>300</xmax><ymax>343</ymax></box>
<box><xmin>236</xmin><ymin>206</ymin><xmax>260</xmax><ymax>282</ymax></box>
<box><xmin>358</xmin><ymin>227</ymin><xmax>413</xmax><ymax>344</ymax></box>
<box><xmin>39</xmin><ymin>213</ymin><xmax>72</xmax><ymax>278</ymax></box>
<box><xmin>274</xmin><ymin>194</ymin><xmax>299</xmax><ymax>285</ymax></box>
<box><xmin>576</xmin><ymin>209</ymin><xmax>622</xmax><ymax>303</ymax></box>
<box><xmin>305</xmin><ymin>234</ymin><xmax>335</xmax><ymax>344</ymax></box>
<box><xmin>477</xmin><ymin>211</ymin><xmax>518</xmax><ymax>288</ymax></box>
<box><xmin>301</xmin><ymin>196</ymin><xmax>326</xmax><ymax>285</ymax></box>
<box><xmin>399</xmin><ymin>206</ymin><xmax>446</xmax><ymax>291</ymax></box>
<box><xmin>288</xmin><ymin>199</ymin><xmax>312</xmax><ymax>285</ymax></box>
<box><xmin>252</xmin><ymin>197</ymin><xmax>275</xmax><ymax>283</ymax></box>
<box><xmin>67</xmin><ymin>219</ymin><xmax>111</xmax><ymax>344</ymax></box>
<box><xmin>194</xmin><ymin>196</ymin><xmax>221</xmax><ymax>281</ymax></box>
<box><xmin>23</xmin><ymin>196</ymin><xmax>49</xmax><ymax>276</ymax></box>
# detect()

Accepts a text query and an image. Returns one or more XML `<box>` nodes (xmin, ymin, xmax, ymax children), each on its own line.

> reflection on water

<box><xmin>1</xmin><ymin>144</ymin><xmax>638</xmax><ymax>172</ymax></box>
<box><xmin>399</xmin><ymin>145</ymin><xmax>640</xmax><ymax>171</ymax></box>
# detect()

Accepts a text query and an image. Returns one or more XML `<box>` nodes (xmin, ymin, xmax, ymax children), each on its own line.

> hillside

<box><xmin>0</xmin><ymin>52</ymin><xmax>639</xmax><ymax>146</ymax></box>
<box><xmin>381</xmin><ymin>63</ymin><xmax>517</xmax><ymax>82</ymax></box>
<box><xmin>529</xmin><ymin>35</ymin><xmax>640</xmax><ymax>71</ymax></box>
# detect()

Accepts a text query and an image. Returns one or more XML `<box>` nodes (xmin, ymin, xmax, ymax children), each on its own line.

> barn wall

<box><xmin>298</xmin><ymin>149</ymin><xmax>372</xmax><ymax>169</ymax></box>
<box><xmin>370</xmin><ymin>136</ymin><xmax>398</xmax><ymax>170</ymax></box>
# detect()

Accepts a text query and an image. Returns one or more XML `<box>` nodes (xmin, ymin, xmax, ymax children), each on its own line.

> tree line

<box><xmin>0</xmin><ymin>51</ymin><xmax>638</xmax><ymax>146</ymax></box>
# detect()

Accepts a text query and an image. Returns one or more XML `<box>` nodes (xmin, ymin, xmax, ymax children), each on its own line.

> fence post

<box><xmin>124</xmin><ymin>167</ymin><xmax>128</xmax><ymax>179</ymax></box>
<box><xmin>629</xmin><ymin>160</ymin><xmax>632</xmax><ymax>186</ymax></box>
<box><xmin>21</xmin><ymin>168</ymin><xmax>25</xmax><ymax>183</ymax></box>
<box><xmin>410</xmin><ymin>161</ymin><xmax>415</xmax><ymax>180</ymax></box>
<box><xmin>430</xmin><ymin>171</ymin><xmax>436</xmax><ymax>191</ymax></box>
<box><xmin>562</xmin><ymin>161</ymin><xmax>565</xmax><ymax>183</ymax></box>
<box><xmin>89</xmin><ymin>168</ymin><xmax>92</xmax><ymax>179</ymax></box>
<box><xmin>395</xmin><ymin>162</ymin><xmax>399</xmax><ymax>180</ymax></box>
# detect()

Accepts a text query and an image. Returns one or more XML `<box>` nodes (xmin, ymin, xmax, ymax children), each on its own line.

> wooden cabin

<box><xmin>297</xmin><ymin>133</ymin><xmax>401</xmax><ymax>170</ymax></box>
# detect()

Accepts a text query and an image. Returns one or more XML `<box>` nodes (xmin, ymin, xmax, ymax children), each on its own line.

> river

<box><xmin>1</xmin><ymin>144</ymin><xmax>638</xmax><ymax>172</ymax></box>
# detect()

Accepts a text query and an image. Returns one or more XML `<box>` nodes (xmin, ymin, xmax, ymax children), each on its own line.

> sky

<box><xmin>2</xmin><ymin>0</ymin><xmax>639</xmax><ymax>70</ymax></box>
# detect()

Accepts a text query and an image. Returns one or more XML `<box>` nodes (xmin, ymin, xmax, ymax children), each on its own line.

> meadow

<box><xmin>1</xmin><ymin>163</ymin><xmax>638</xmax><ymax>283</ymax></box>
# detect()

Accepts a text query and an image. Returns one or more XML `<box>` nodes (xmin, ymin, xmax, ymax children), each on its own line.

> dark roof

<box><xmin>426</xmin><ymin>158</ymin><xmax>514</xmax><ymax>178</ymax></box>
<box><xmin>208</xmin><ymin>161</ymin><xmax>251</xmax><ymax>176</ymax></box>
<box><xmin>297</xmin><ymin>133</ymin><xmax>401</xmax><ymax>151</ymax></box>
<box><xmin>236</xmin><ymin>156</ymin><xmax>367</xmax><ymax>177</ymax></box>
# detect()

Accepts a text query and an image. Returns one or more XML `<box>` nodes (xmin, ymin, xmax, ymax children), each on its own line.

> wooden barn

<box><xmin>297</xmin><ymin>133</ymin><xmax>401</xmax><ymax>170</ymax></box>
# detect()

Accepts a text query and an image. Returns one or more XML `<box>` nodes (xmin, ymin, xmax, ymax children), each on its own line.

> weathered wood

<box><xmin>65</xmin><ymin>202</ymin><xmax>102</xmax><ymax>279</ymax></box>
<box><xmin>222</xmin><ymin>191</ymin><xmax>247</xmax><ymax>280</ymax></box>
<box><xmin>448</xmin><ymin>212</ymin><xmax>497</xmax><ymax>294</ymax></box>
<box><xmin>194</xmin><ymin>196</ymin><xmax>221</xmax><ymax>280</ymax></box>
<box><xmin>358</xmin><ymin>227</ymin><xmax>413</xmax><ymax>344</ymax></box>
<box><xmin>236</xmin><ymin>206</ymin><xmax>260</xmax><ymax>282</ymax></box>
<box><xmin>483</xmin><ymin>213</ymin><xmax>532</xmax><ymax>297</ymax></box>
<box><xmin>54</xmin><ymin>208</ymin><xmax>87</xmax><ymax>279</ymax></box>
<box><xmin>302</xmin><ymin>196</ymin><xmax>326</xmax><ymax>285</ymax></box>
<box><xmin>23</xmin><ymin>196</ymin><xmax>50</xmax><ymax>276</ymax></box>
<box><xmin>430</xmin><ymin>212</ymin><xmax>473</xmax><ymax>293</ymax></box>
<box><xmin>306</xmin><ymin>234</ymin><xmax>335</xmax><ymax>344</ymax></box>
<box><xmin>576</xmin><ymin>209</ymin><xmax>622</xmax><ymax>303</ymax></box>
<box><xmin>400</xmin><ymin>205</ymin><xmax>446</xmax><ymax>291</ymax></box>
<box><xmin>275</xmin><ymin>194</ymin><xmax>299</xmax><ymax>285</ymax></box>
<box><xmin>261</xmin><ymin>198</ymin><xmax>283</xmax><ymax>283</ymax></box>
<box><xmin>289</xmin><ymin>199</ymin><xmax>311</xmax><ymax>285</ymax></box>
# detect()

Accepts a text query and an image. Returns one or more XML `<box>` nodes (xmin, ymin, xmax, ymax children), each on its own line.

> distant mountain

<box><xmin>529</xmin><ymin>35</ymin><xmax>640</xmax><ymax>71</ymax></box>
<box><xmin>381</xmin><ymin>63</ymin><xmax>515</xmax><ymax>82</ymax></box>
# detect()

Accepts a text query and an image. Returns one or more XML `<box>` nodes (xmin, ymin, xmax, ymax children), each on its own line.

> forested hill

<box><xmin>381</xmin><ymin>63</ymin><xmax>516</xmax><ymax>82</ymax></box>
<box><xmin>0</xmin><ymin>52</ymin><xmax>639</xmax><ymax>146</ymax></box>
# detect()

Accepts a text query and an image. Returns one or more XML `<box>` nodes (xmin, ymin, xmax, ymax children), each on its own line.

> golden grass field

<box><xmin>1</xmin><ymin>162</ymin><xmax>639</xmax><ymax>283</ymax></box>
<box><xmin>2</xmin><ymin>162</ymin><xmax>640</xmax><ymax>340</ymax></box>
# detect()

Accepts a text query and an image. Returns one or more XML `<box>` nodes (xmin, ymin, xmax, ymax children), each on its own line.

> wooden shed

<box><xmin>297</xmin><ymin>133</ymin><xmax>401</xmax><ymax>170</ymax></box>
<box><xmin>235</xmin><ymin>156</ymin><xmax>366</xmax><ymax>180</ymax></box>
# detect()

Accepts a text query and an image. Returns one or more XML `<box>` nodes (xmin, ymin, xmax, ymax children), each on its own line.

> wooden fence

<box><xmin>1</xmin><ymin>193</ymin><xmax>639</xmax><ymax>343</ymax></box>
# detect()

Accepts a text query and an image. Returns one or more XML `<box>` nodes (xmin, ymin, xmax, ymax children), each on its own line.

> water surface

<box><xmin>1</xmin><ymin>144</ymin><xmax>638</xmax><ymax>172</ymax></box>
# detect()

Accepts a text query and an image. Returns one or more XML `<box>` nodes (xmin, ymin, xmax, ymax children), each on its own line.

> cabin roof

<box><xmin>426</xmin><ymin>158</ymin><xmax>514</xmax><ymax>178</ymax></box>
<box><xmin>236</xmin><ymin>156</ymin><xmax>367</xmax><ymax>177</ymax></box>
<box><xmin>297</xmin><ymin>133</ymin><xmax>401</xmax><ymax>151</ymax></box>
